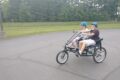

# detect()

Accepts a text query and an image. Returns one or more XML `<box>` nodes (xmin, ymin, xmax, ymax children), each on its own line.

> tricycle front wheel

<box><xmin>56</xmin><ymin>50</ymin><xmax>69</xmax><ymax>64</ymax></box>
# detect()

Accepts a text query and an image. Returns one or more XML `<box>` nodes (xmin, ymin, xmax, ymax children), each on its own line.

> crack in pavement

<box><xmin>0</xmin><ymin>42</ymin><xmax>59</xmax><ymax>58</ymax></box>
<box><xmin>0</xmin><ymin>56</ymin><xmax>96</xmax><ymax>80</ymax></box>
<box><xmin>0</xmin><ymin>43</ymin><xmax>120</xmax><ymax>80</ymax></box>
<box><xmin>102</xmin><ymin>65</ymin><xmax>120</xmax><ymax>80</ymax></box>
<box><xmin>0</xmin><ymin>30</ymin><xmax>120</xmax><ymax>80</ymax></box>
<box><xmin>0</xmin><ymin>43</ymin><xmax>119</xmax><ymax>80</ymax></box>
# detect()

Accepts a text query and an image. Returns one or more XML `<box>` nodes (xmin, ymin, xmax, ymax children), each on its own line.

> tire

<box><xmin>93</xmin><ymin>47</ymin><xmax>107</xmax><ymax>63</ymax></box>
<box><xmin>56</xmin><ymin>50</ymin><xmax>69</xmax><ymax>64</ymax></box>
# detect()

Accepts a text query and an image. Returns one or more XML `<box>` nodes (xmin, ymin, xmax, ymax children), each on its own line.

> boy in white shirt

<box><xmin>68</xmin><ymin>21</ymin><xmax>90</xmax><ymax>49</ymax></box>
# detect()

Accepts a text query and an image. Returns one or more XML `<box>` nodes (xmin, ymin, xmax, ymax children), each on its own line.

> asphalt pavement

<box><xmin>0</xmin><ymin>29</ymin><xmax>120</xmax><ymax>80</ymax></box>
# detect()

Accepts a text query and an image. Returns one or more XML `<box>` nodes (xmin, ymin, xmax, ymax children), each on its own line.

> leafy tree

<box><xmin>1</xmin><ymin>0</ymin><xmax>120</xmax><ymax>21</ymax></box>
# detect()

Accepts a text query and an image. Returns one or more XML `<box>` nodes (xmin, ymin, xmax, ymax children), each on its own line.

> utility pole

<box><xmin>0</xmin><ymin>0</ymin><xmax>4</xmax><ymax>39</ymax></box>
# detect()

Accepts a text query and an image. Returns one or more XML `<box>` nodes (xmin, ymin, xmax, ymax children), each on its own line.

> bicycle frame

<box><xmin>64</xmin><ymin>35</ymin><xmax>103</xmax><ymax>56</ymax></box>
<box><xmin>66</xmin><ymin>31</ymin><xmax>82</xmax><ymax>45</ymax></box>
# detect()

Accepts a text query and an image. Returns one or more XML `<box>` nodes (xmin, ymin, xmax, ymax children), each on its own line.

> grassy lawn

<box><xmin>3</xmin><ymin>21</ymin><xmax>120</xmax><ymax>38</ymax></box>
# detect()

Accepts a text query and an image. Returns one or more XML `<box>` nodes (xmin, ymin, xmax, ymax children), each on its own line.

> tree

<box><xmin>1</xmin><ymin>0</ymin><xmax>120</xmax><ymax>22</ymax></box>
<box><xmin>7</xmin><ymin>0</ymin><xmax>22</xmax><ymax>21</ymax></box>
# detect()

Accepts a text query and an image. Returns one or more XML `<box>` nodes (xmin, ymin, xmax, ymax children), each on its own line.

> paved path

<box><xmin>0</xmin><ymin>30</ymin><xmax>120</xmax><ymax>80</ymax></box>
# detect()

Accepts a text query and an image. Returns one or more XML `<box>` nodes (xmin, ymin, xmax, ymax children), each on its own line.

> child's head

<box><xmin>80</xmin><ymin>21</ymin><xmax>88</xmax><ymax>29</ymax></box>
<box><xmin>91</xmin><ymin>22</ymin><xmax>98</xmax><ymax>30</ymax></box>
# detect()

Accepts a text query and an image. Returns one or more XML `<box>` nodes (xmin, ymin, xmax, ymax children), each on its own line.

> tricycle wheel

<box><xmin>93</xmin><ymin>47</ymin><xmax>107</xmax><ymax>63</ymax></box>
<box><xmin>56</xmin><ymin>50</ymin><xmax>69</xmax><ymax>64</ymax></box>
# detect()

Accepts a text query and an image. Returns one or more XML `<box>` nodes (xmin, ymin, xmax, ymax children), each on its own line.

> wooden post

<box><xmin>0</xmin><ymin>1</ymin><xmax>4</xmax><ymax>39</ymax></box>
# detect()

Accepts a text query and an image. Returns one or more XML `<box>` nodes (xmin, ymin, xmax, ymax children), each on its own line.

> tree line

<box><xmin>1</xmin><ymin>0</ymin><xmax>120</xmax><ymax>22</ymax></box>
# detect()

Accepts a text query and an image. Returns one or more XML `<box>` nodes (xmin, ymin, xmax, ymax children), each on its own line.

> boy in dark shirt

<box><xmin>90</xmin><ymin>25</ymin><xmax>99</xmax><ymax>41</ymax></box>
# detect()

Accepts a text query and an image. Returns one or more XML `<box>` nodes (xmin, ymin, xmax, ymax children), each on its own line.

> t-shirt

<box><xmin>90</xmin><ymin>29</ymin><xmax>99</xmax><ymax>41</ymax></box>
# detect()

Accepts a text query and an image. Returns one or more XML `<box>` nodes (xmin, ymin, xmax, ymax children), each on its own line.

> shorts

<box><xmin>81</xmin><ymin>39</ymin><xmax>96</xmax><ymax>46</ymax></box>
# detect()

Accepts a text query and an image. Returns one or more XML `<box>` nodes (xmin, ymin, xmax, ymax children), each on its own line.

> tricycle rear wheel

<box><xmin>93</xmin><ymin>47</ymin><xmax>107</xmax><ymax>63</ymax></box>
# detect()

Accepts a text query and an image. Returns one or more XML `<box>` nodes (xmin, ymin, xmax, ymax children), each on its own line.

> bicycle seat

<box><xmin>96</xmin><ymin>38</ymin><xmax>103</xmax><ymax>43</ymax></box>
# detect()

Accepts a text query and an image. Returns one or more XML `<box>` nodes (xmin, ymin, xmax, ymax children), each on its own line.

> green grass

<box><xmin>3</xmin><ymin>21</ymin><xmax>120</xmax><ymax>38</ymax></box>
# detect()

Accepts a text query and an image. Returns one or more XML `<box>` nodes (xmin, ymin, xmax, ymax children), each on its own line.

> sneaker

<box><xmin>75</xmin><ymin>49</ymin><xmax>80</xmax><ymax>57</ymax></box>
<box><xmin>75</xmin><ymin>52</ymin><xmax>80</xmax><ymax>57</ymax></box>
<box><xmin>79</xmin><ymin>50</ymin><xmax>82</xmax><ymax>55</ymax></box>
